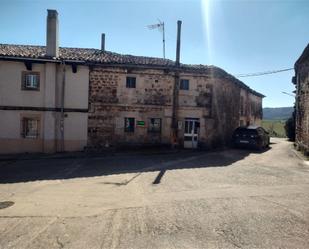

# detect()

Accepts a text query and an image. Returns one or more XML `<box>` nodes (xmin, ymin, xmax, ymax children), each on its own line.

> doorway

<box><xmin>184</xmin><ymin>118</ymin><xmax>200</xmax><ymax>149</ymax></box>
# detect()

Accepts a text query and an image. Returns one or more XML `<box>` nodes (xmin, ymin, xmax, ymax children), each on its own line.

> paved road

<box><xmin>0</xmin><ymin>138</ymin><xmax>308</xmax><ymax>249</ymax></box>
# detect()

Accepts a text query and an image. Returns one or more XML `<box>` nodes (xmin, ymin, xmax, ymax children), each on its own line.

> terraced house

<box><xmin>294</xmin><ymin>43</ymin><xmax>309</xmax><ymax>155</ymax></box>
<box><xmin>0</xmin><ymin>10</ymin><xmax>264</xmax><ymax>154</ymax></box>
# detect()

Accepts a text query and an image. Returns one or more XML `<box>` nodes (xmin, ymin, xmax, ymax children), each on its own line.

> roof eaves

<box><xmin>295</xmin><ymin>43</ymin><xmax>309</xmax><ymax>68</ymax></box>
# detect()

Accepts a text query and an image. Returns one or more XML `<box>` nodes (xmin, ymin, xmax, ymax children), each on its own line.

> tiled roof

<box><xmin>0</xmin><ymin>44</ymin><xmax>264</xmax><ymax>97</ymax></box>
<box><xmin>0</xmin><ymin>44</ymin><xmax>175</xmax><ymax>66</ymax></box>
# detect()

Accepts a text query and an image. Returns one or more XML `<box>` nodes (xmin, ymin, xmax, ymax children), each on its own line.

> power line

<box><xmin>235</xmin><ymin>68</ymin><xmax>294</xmax><ymax>77</ymax></box>
<box><xmin>282</xmin><ymin>91</ymin><xmax>295</xmax><ymax>97</ymax></box>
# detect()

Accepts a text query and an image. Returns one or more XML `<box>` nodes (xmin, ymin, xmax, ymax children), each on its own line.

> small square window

<box><xmin>148</xmin><ymin>118</ymin><xmax>161</xmax><ymax>133</ymax></box>
<box><xmin>22</xmin><ymin>72</ymin><xmax>40</xmax><ymax>90</ymax></box>
<box><xmin>124</xmin><ymin>117</ymin><xmax>135</xmax><ymax>132</ymax></box>
<box><xmin>180</xmin><ymin>79</ymin><xmax>189</xmax><ymax>90</ymax></box>
<box><xmin>126</xmin><ymin>77</ymin><xmax>136</xmax><ymax>88</ymax></box>
<box><xmin>21</xmin><ymin>118</ymin><xmax>39</xmax><ymax>138</ymax></box>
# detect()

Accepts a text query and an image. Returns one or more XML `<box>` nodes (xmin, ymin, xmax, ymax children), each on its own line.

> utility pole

<box><xmin>171</xmin><ymin>20</ymin><xmax>182</xmax><ymax>148</ymax></box>
<box><xmin>175</xmin><ymin>20</ymin><xmax>181</xmax><ymax>66</ymax></box>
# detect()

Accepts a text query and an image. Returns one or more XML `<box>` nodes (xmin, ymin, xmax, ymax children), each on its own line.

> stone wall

<box><xmin>88</xmin><ymin>67</ymin><xmax>174</xmax><ymax>148</ymax></box>
<box><xmin>295</xmin><ymin>61</ymin><xmax>309</xmax><ymax>155</ymax></box>
<box><xmin>239</xmin><ymin>89</ymin><xmax>262</xmax><ymax>126</ymax></box>
<box><xmin>88</xmin><ymin>66</ymin><xmax>263</xmax><ymax>149</ymax></box>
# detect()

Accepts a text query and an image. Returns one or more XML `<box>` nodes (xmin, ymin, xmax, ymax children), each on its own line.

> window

<box><xmin>124</xmin><ymin>117</ymin><xmax>135</xmax><ymax>132</ymax></box>
<box><xmin>240</xmin><ymin>96</ymin><xmax>244</xmax><ymax>116</ymax></box>
<box><xmin>22</xmin><ymin>72</ymin><xmax>40</xmax><ymax>90</ymax></box>
<box><xmin>126</xmin><ymin>77</ymin><xmax>136</xmax><ymax>88</ymax></box>
<box><xmin>180</xmin><ymin>79</ymin><xmax>189</xmax><ymax>90</ymax></box>
<box><xmin>21</xmin><ymin>118</ymin><xmax>39</xmax><ymax>138</ymax></box>
<box><xmin>148</xmin><ymin>118</ymin><xmax>161</xmax><ymax>133</ymax></box>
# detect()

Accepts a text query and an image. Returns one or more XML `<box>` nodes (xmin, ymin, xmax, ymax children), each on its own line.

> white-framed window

<box><xmin>22</xmin><ymin>72</ymin><xmax>40</xmax><ymax>90</ymax></box>
<box><xmin>21</xmin><ymin>118</ymin><xmax>40</xmax><ymax>138</ymax></box>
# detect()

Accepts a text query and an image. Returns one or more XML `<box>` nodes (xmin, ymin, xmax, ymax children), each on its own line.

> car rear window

<box><xmin>235</xmin><ymin>128</ymin><xmax>258</xmax><ymax>136</ymax></box>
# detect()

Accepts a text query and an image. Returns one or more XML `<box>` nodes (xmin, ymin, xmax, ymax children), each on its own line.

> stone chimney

<box><xmin>101</xmin><ymin>33</ymin><xmax>105</xmax><ymax>52</ymax></box>
<box><xmin>46</xmin><ymin>9</ymin><xmax>59</xmax><ymax>58</ymax></box>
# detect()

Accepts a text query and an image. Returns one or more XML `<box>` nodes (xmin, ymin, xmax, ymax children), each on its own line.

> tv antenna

<box><xmin>147</xmin><ymin>19</ymin><xmax>165</xmax><ymax>58</ymax></box>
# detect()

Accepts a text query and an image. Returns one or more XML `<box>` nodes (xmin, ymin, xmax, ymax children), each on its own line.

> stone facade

<box><xmin>294</xmin><ymin>43</ymin><xmax>309</xmax><ymax>155</ymax></box>
<box><xmin>88</xmin><ymin>66</ymin><xmax>263</xmax><ymax>149</ymax></box>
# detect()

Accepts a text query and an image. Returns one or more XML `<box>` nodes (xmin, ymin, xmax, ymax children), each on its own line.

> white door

<box><xmin>184</xmin><ymin>118</ymin><xmax>200</xmax><ymax>149</ymax></box>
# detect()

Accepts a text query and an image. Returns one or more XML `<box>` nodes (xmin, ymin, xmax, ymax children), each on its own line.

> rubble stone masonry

<box><xmin>88</xmin><ymin>66</ymin><xmax>263</xmax><ymax>149</ymax></box>
<box><xmin>295</xmin><ymin>59</ymin><xmax>309</xmax><ymax>155</ymax></box>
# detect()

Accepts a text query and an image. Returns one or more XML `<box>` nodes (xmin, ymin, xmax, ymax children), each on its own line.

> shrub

<box><xmin>285</xmin><ymin>110</ymin><xmax>296</xmax><ymax>141</ymax></box>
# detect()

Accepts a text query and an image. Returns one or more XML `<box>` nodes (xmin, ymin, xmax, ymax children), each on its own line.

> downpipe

<box><xmin>60</xmin><ymin>60</ymin><xmax>66</xmax><ymax>152</ymax></box>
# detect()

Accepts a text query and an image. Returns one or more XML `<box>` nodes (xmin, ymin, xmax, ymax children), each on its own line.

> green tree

<box><xmin>285</xmin><ymin>108</ymin><xmax>296</xmax><ymax>141</ymax></box>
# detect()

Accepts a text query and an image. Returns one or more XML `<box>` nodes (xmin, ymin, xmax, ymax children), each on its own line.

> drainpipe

<box><xmin>171</xmin><ymin>20</ymin><xmax>182</xmax><ymax>148</ymax></box>
<box><xmin>60</xmin><ymin>60</ymin><xmax>66</xmax><ymax>152</ymax></box>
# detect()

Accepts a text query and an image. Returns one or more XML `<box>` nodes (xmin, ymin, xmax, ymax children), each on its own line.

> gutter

<box><xmin>0</xmin><ymin>56</ymin><xmax>86</xmax><ymax>65</ymax></box>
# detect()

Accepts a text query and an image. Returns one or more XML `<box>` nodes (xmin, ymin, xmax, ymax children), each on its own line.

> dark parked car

<box><xmin>232</xmin><ymin>126</ymin><xmax>270</xmax><ymax>150</ymax></box>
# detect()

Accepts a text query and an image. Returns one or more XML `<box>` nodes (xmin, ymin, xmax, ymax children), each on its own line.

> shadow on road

<box><xmin>153</xmin><ymin>169</ymin><xmax>166</xmax><ymax>185</ymax></box>
<box><xmin>0</xmin><ymin>147</ymin><xmax>271</xmax><ymax>184</ymax></box>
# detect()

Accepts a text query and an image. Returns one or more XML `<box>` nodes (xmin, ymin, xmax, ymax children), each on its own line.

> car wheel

<box><xmin>256</xmin><ymin>144</ymin><xmax>262</xmax><ymax>151</ymax></box>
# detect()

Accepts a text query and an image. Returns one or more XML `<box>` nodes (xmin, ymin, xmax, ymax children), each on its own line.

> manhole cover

<box><xmin>0</xmin><ymin>201</ymin><xmax>14</xmax><ymax>209</ymax></box>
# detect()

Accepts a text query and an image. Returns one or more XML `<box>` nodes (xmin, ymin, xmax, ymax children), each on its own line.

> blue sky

<box><xmin>1</xmin><ymin>0</ymin><xmax>308</xmax><ymax>107</ymax></box>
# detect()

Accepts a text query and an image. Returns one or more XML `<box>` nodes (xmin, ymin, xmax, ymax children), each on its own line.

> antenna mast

<box><xmin>147</xmin><ymin>20</ymin><xmax>166</xmax><ymax>59</ymax></box>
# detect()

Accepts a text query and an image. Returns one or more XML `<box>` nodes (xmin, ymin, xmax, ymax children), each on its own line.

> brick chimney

<box><xmin>46</xmin><ymin>9</ymin><xmax>59</xmax><ymax>58</ymax></box>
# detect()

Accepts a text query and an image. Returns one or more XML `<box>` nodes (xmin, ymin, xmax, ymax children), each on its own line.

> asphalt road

<box><xmin>0</xmin><ymin>138</ymin><xmax>308</xmax><ymax>249</ymax></box>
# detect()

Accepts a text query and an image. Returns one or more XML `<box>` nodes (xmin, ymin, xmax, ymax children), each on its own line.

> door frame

<box><xmin>183</xmin><ymin>118</ymin><xmax>200</xmax><ymax>149</ymax></box>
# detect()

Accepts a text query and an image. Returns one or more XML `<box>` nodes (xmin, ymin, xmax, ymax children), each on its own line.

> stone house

<box><xmin>88</xmin><ymin>65</ymin><xmax>263</xmax><ymax>149</ymax></box>
<box><xmin>0</xmin><ymin>10</ymin><xmax>264</xmax><ymax>153</ymax></box>
<box><xmin>294</xmin><ymin>43</ymin><xmax>309</xmax><ymax>155</ymax></box>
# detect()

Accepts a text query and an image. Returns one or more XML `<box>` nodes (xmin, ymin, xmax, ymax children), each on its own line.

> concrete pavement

<box><xmin>0</xmin><ymin>138</ymin><xmax>309</xmax><ymax>248</ymax></box>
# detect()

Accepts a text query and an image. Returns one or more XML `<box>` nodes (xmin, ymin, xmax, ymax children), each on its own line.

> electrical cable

<box><xmin>235</xmin><ymin>68</ymin><xmax>294</xmax><ymax>77</ymax></box>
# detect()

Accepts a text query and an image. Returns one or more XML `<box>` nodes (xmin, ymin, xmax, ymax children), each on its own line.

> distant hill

<box><xmin>263</xmin><ymin>107</ymin><xmax>294</xmax><ymax>120</ymax></box>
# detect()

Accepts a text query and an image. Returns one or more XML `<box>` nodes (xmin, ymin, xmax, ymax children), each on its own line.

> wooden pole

<box><xmin>171</xmin><ymin>20</ymin><xmax>182</xmax><ymax>148</ymax></box>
